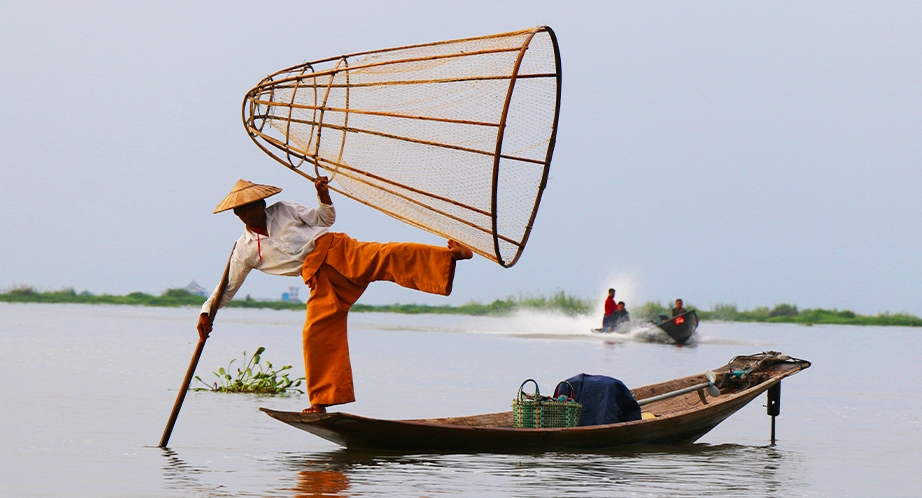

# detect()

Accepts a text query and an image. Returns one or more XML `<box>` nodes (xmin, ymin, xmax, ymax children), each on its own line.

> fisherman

<box><xmin>602</xmin><ymin>288</ymin><xmax>616</xmax><ymax>331</ymax></box>
<box><xmin>197</xmin><ymin>178</ymin><xmax>473</xmax><ymax>414</ymax></box>
<box><xmin>672</xmin><ymin>298</ymin><xmax>687</xmax><ymax>318</ymax></box>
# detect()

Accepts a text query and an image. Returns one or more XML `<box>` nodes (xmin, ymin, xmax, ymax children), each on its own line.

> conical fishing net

<box><xmin>243</xmin><ymin>26</ymin><xmax>561</xmax><ymax>267</ymax></box>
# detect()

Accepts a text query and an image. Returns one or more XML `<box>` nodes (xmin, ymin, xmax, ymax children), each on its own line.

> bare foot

<box><xmin>448</xmin><ymin>240</ymin><xmax>473</xmax><ymax>260</ymax></box>
<box><xmin>301</xmin><ymin>404</ymin><xmax>327</xmax><ymax>414</ymax></box>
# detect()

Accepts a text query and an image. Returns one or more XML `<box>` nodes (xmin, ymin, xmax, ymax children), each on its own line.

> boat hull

<box><xmin>656</xmin><ymin>310</ymin><xmax>698</xmax><ymax>344</ymax></box>
<box><xmin>261</xmin><ymin>354</ymin><xmax>809</xmax><ymax>452</ymax></box>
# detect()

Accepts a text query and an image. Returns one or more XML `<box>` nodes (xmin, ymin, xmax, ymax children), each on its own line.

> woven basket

<box><xmin>512</xmin><ymin>379</ymin><xmax>582</xmax><ymax>428</ymax></box>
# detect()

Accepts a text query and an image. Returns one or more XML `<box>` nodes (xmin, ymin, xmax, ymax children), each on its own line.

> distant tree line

<box><xmin>1</xmin><ymin>286</ymin><xmax>920</xmax><ymax>327</ymax></box>
<box><xmin>0</xmin><ymin>287</ymin><xmax>591</xmax><ymax>315</ymax></box>
<box><xmin>633</xmin><ymin>301</ymin><xmax>922</xmax><ymax>327</ymax></box>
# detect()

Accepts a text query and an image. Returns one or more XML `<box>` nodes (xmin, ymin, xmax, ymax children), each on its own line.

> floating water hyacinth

<box><xmin>194</xmin><ymin>347</ymin><xmax>304</xmax><ymax>394</ymax></box>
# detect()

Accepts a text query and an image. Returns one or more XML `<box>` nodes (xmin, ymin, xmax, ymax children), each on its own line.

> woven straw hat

<box><xmin>213</xmin><ymin>179</ymin><xmax>282</xmax><ymax>214</ymax></box>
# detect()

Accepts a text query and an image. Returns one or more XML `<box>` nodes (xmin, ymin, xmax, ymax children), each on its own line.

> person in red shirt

<box><xmin>602</xmin><ymin>288</ymin><xmax>616</xmax><ymax>331</ymax></box>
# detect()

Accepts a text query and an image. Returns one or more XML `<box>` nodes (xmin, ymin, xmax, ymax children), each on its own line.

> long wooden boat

<box><xmin>655</xmin><ymin>309</ymin><xmax>698</xmax><ymax>344</ymax></box>
<box><xmin>260</xmin><ymin>352</ymin><xmax>810</xmax><ymax>452</ymax></box>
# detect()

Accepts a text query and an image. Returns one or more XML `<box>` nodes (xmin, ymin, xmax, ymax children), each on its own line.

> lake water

<box><xmin>1</xmin><ymin>302</ymin><xmax>918</xmax><ymax>497</ymax></box>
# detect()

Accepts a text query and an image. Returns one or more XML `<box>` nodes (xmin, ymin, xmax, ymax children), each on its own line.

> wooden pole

<box><xmin>255</xmin><ymin>45</ymin><xmax>523</xmax><ymax>88</ymax></box>
<box><xmin>158</xmin><ymin>243</ymin><xmax>236</xmax><ymax>448</ymax></box>
<box><xmin>637</xmin><ymin>381</ymin><xmax>714</xmax><ymax>406</ymax></box>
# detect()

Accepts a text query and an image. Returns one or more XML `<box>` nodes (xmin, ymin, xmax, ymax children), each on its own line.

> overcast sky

<box><xmin>2</xmin><ymin>1</ymin><xmax>920</xmax><ymax>315</ymax></box>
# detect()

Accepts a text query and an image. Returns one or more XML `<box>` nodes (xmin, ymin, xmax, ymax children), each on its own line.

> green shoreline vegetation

<box><xmin>2</xmin><ymin>286</ymin><xmax>920</xmax><ymax>327</ymax></box>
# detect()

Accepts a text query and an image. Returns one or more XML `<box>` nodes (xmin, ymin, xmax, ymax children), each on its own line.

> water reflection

<box><xmin>275</xmin><ymin>453</ymin><xmax>382</xmax><ymax>497</ymax></box>
<box><xmin>160</xmin><ymin>448</ymin><xmax>233</xmax><ymax>496</ymax></box>
<box><xmin>288</xmin><ymin>469</ymin><xmax>350</xmax><ymax>497</ymax></box>
<box><xmin>268</xmin><ymin>443</ymin><xmax>805</xmax><ymax>497</ymax></box>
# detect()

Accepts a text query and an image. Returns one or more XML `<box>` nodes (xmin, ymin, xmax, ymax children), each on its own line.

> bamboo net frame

<box><xmin>242</xmin><ymin>26</ymin><xmax>562</xmax><ymax>267</ymax></box>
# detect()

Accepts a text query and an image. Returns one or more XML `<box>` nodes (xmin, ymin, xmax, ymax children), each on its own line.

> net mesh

<box><xmin>243</xmin><ymin>27</ymin><xmax>561</xmax><ymax>267</ymax></box>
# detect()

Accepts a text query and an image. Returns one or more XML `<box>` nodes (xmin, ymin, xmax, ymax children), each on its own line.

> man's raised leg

<box><xmin>323</xmin><ymin>235</ymin><xmax>472</xmax><ymax>296</ymax></box>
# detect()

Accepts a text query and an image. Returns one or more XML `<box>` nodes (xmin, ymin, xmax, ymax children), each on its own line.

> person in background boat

<box><xmin>672</xmin><ymin>299</ymin><xmax>687</xmax><ymax>318</ymax></box>
<box><xmin>197</xmin><ymin>178</ymin><xmax>473</xmax><ymax>415</ymax></box>
<box><xmin>612</xmin><ymin>301</ymin><xmax>630</xmax><ymax>326</ymax></box>
<box><xmin>602</xmin><ymin>288</ymin><xmax>616</xmax><ymax>331</ymax></box>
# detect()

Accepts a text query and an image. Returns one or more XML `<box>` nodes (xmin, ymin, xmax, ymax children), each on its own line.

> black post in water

<box><xmin>767</xmin><ymin>382</ymin><xmax>781</xmax><ymax>445</ymax></box>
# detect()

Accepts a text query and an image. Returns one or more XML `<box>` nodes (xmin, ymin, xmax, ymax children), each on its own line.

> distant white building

<box><xmin>184</xmin><ymin>281</ymin><xmax>207</xmax><ymax>296</ymax></box>
<box><xmin>282</xmin><ymin>286</ymin><xmax>301</xmax><ymax>302</ymax></box>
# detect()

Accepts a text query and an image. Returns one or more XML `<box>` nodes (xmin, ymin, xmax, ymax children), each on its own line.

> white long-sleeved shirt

<box><xmin>201</xmin><ymin>199</ymin><xmax>335</xmax><ymax>314</ymax></box>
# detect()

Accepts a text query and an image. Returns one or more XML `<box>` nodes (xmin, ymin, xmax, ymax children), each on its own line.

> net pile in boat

<box><xmin>242</xmin><ymin>26</ymin><xmax>561</xmax><ymax>267</ymax></box>
<box><xmin>721</xmin><ymin>351</ymin><xmax>803</xmax><ymax>386</ymax></box>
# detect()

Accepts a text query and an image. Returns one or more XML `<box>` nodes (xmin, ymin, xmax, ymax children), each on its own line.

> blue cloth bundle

<box><xmin>556</xmin><ymin>374</ymin><xmax>642</xmax><ymax>426</ymax></box>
